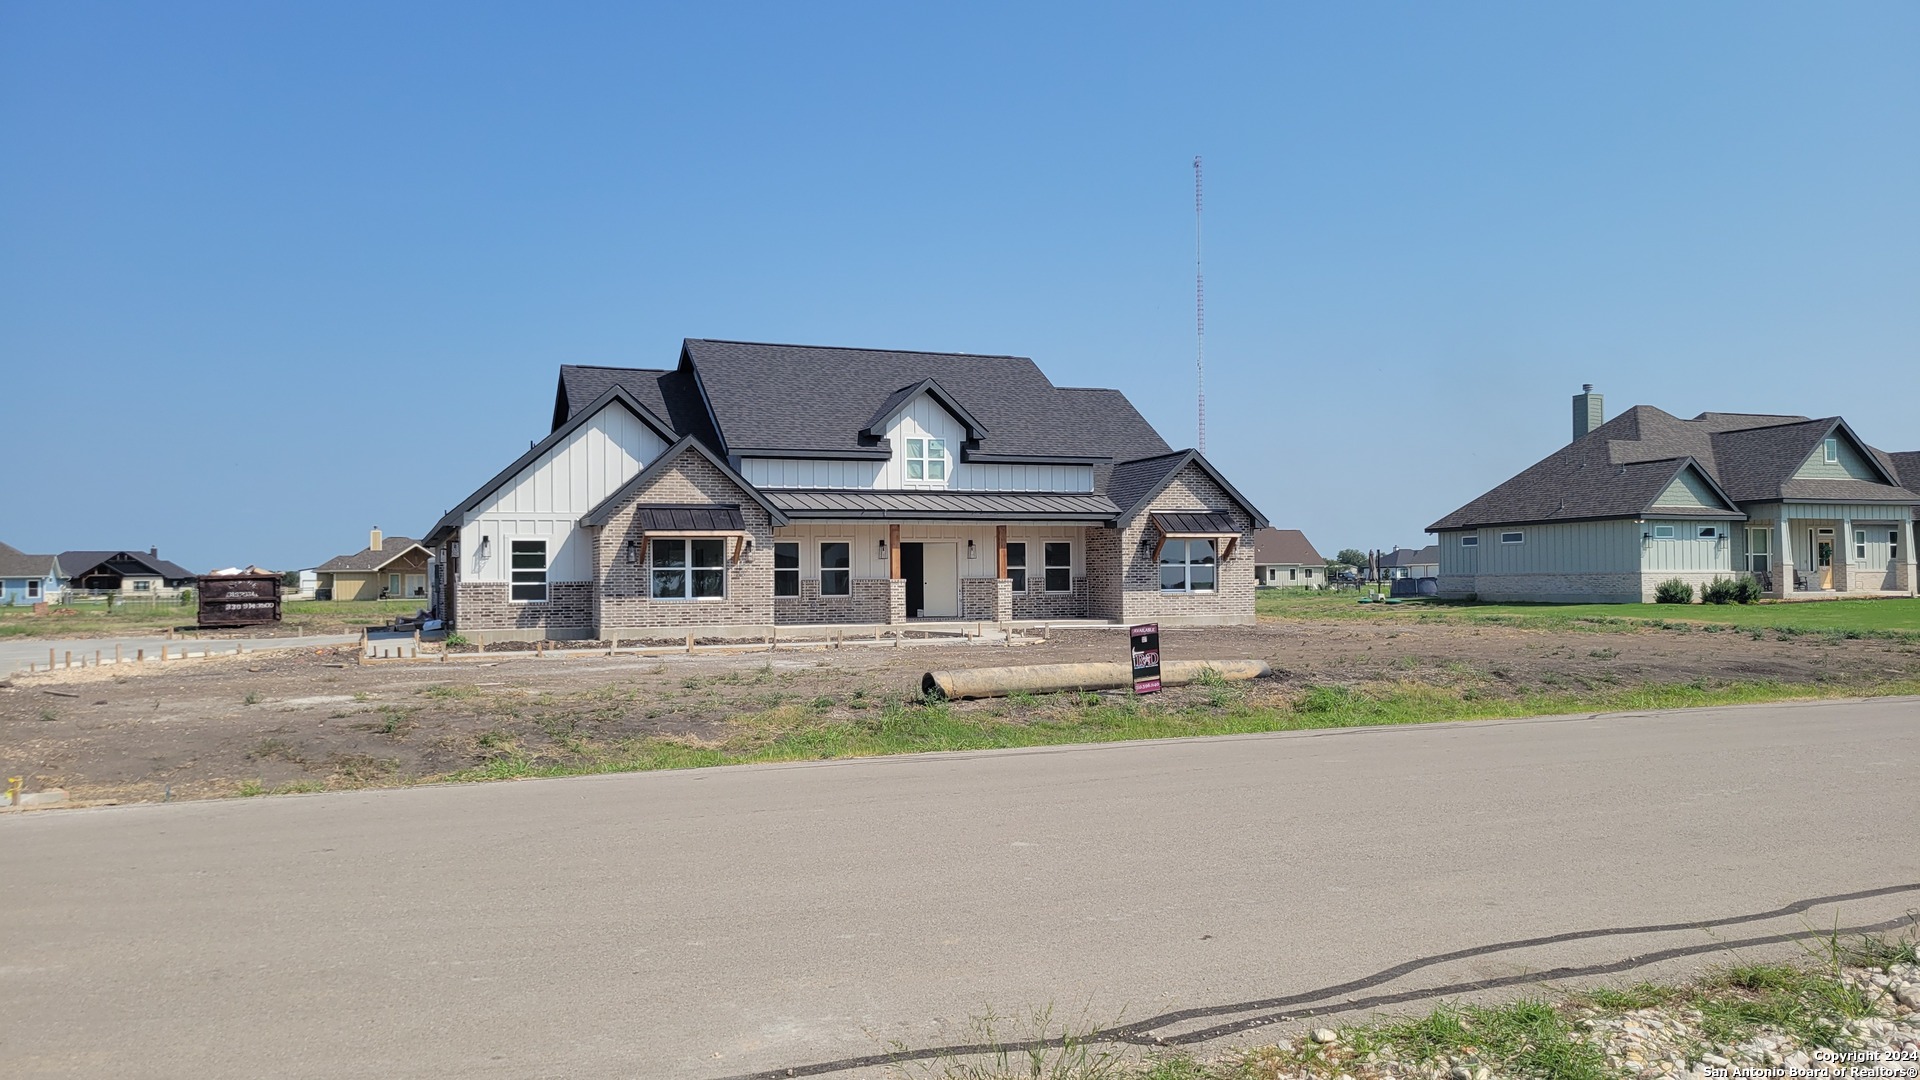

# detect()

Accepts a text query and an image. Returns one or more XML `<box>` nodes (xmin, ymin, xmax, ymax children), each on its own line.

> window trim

<box><xmin>1892</xmin><ymin>530</ymin><xmax>1901</xmax><ymax>562</ymax></box>
<box><xmin>1651</xmin><ymin>524</ymin><xmax>1677</xmax><ymax>540</ymax></box>
<box><xmin>1460</xmin><ymin>535</ymin><xmax>1479</xmax><ymax>548</ymax></box>
<box><xmin>1746</xmin><ymin>527</ymin><xmax>1772</xmax><ymax>574</ymax></box>
<box><xmin>1004</xmin><ymin>541</ymin><xmax>1027</xmax><ymax>593</ymax></box>
<box><xmin>1697</xmin><ymin>525</ymin><xmax>1719</xmax><ymax>540</ymax></box>
<box><xmin>509</xmin><ymin>538</ymin><xmax>549</xmax><ymax>603</ymax></box>
<box><xmin>1500</xmin><ymin>531</ymin><xmax>1525</xmax><ymax>545</ymax></box>
<box><xmin>1823</xmin><ymin>437</ymin><xmax>1839</xmax><ymax>464</ymax></box>
<box><xmin>649</xmin><ymin>536</ymin><xmax>729</xmax><ymax>601</ymax></box>
<box><xmin>818</xmin><ymin>540</ymin><xmax>852</xmax><ymax>597</ymax></box>
<box><xmin>1042</xmin><ymin>541</ymin><xmax>1072</xmax><ymax>594</ymax></box>
<box><xmin>903</xmin><ymin>436</ymin><xmax>949</xmax><ymax>486</ymax></box>
<box><xmin>1855</xmin><ymin>530</ymin><xmax>1868</xmax><ymax>561</ymax></box>
<box><xmin>26</xmin><ymin>579</ymin><xmax>40</xmax><ymax>599</ymax></box>
<box><xmin>1158</xmin><ymin>537</ymin><xmax>1218</xmax><ymax>594</ymax></box>
<box><xmin>773</xmin><ymin>541</ymin><xmax>800</xmax><ymax>598</ymax></box>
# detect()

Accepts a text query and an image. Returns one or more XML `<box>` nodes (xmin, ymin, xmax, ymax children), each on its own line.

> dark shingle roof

<box><xmin>314</xmin><ymin>537</ymin><xmax>429</xmax><ymax>573</ymax></box>
<box><xmin>1378</xmin><ymin>545</ymin><xmax>1440</xmax><ymax>568</ymax></box>
<box><xmin>58</xmin><ymin>550</ymin><xmax>196</xmax><ymax>582</ymax></box>
<box><xmin>1252</xmin><ymin>528</ymin><xmax>1323</xmax><ymax>566</ymax></box>
<box><xmin>1429</xmin><ymin>407</ymin><xmax>1918</xmax><ymax>531</ymax></box>
<box><xmin>0</xmin><ymin>542</ymin><xmax>63</xmax><ymax>580</ymax></box>
<box><xmin>554</xmin><ymin>364</ymin><xmax>721</xmax><ymax>448</ymax></box>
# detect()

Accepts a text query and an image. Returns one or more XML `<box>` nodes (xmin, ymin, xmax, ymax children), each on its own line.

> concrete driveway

<box><xmin>0</xmin><ymin>634</ymin><xmax>359</xmax><ymax>677</ymax></box>
<box><xmin>2</xmin><ymin>697</ymin><xmax>1917</xmax><ymax>1079</ymax></box>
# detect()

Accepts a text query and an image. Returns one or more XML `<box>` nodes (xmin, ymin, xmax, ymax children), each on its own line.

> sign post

<box><xmin>1130</xmin><ymin>622</ymin><xmax>1161</xmax><ymax>694</ymax></box>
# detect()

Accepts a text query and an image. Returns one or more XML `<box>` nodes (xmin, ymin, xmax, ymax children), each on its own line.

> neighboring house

<box><xmin>424</xmin><ymin>339</ymin><xmax>1268</xmax><ymax>641</ymax></box>
<box><xmin>1376</xmin><ymin>545</ymin><xmax>1439</xmax><ymax>580</ymax></box>
<box><xmin>58</xmin><ymin>548</ymin><xmax>196</xmax><ymax>595</ymax></box>
<box><xmin>0</xmin><ymin>542</ymin><xmax>67</xmax><ymax>605</ymax></box>
<box><xmin>314</xmin><ymin>529</ymin><xmax>433</xmax><ymax>600</ymax></box>
<box><xmin>1253</xmin><ymin>528</ymin><xmax>1324</xmax><ymax>587</ymax></box>
<box><xmin>1428</xmin><ymin>386</ymin><xmax>1920</xmax><ymax>603</ymax></box>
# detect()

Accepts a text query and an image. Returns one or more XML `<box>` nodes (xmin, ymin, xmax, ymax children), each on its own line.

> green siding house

<box><xmin>1428</xmin><ymin>387</ymin><xmax>1920</xmax><ymax>603</ymax></box>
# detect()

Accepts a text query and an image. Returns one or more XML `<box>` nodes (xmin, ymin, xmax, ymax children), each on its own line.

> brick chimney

<box><xmin>369</xmin><ymin>527</ymin><xmax>383</xmax><ymax>552</ymax></box>
<box><xmin>1572</xmin><ymin>384</ymin><xmax>1604</xmax><ymax>442</ymax></box>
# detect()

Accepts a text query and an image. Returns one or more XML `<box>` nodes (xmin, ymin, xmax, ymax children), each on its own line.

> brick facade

<box><xmin>1110</xmin><ymin>463</ymin><xmax>1258</xmax><ymax>625</ymax></box>
<box><xmin>772</xmin><ymin>577</ymin><xmax>893</xmax><ymax>624</ymax></box>
<box><xmin>594</xmin><ymin>454</ymin><xmax>776</xmax><ymax>632</ymax></box>
<box><xmin>455</xmin><ymin>580</ymin><xmax>594</xmax><ymax>635</ymax></box>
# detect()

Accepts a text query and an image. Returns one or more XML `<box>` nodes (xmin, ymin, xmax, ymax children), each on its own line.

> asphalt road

<box><xmin>3</xmin><ymin>697</ymin><xmax>1918</xmax><ymax>1080</ymax></box>
<box><xmin>0</xmin><ymin>634</ymin><xmax>358</xmax><ymax>677</ymax></box>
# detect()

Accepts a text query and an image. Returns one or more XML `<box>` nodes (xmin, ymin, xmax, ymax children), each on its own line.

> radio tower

<box><xmin>1193</xmin><ymin>155</ymin><xmax>1207</xmax><ymax>453</ymax></box>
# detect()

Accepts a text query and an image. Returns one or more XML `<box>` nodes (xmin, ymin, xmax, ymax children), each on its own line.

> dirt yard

<box><xmin>4</xmin><ymin>619</ymin><xmax>1917</xmax><ymax>805</ymax></box>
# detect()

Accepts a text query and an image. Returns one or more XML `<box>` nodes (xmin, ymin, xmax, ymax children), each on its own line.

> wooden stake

<box><xmin>115</xmin><ymin>644</ymin><xmax>121</xmax><ymax>664</ymax></box>
<box><xmin>685</xmin><ymin>633</ymin><xmax>694</xmax><ymax>654</ymax></box>
<box><xmin>136</xmin><ymin>649</ymin><xmax>144</xmax><ymax>662</ymax></box>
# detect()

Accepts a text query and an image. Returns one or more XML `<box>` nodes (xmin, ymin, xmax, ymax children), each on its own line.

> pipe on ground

<box><xmin>922</xmin><ymin>659</ymin><xmax>1270</xmax><ymax>701</ymax></box>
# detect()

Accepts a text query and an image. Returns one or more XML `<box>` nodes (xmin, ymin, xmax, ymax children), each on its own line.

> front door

<box><xmin>919</xmin><ymin>542</ymin><xmax>958</xmax><ymax>618</ymax></box>
<box><xmin>901</xmin><ymin>543</ymin><xmax>925</xmax><ymax>616</ymax></box>
<box><xmin>1812</xmin><ymin>528</ymin><xmax>1834</xmax><ymax>589</ymax></box>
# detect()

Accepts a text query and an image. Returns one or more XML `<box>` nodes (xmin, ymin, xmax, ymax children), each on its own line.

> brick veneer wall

<box><xmin>774</xmin><ymin>577</ymin><xmax>892</xmax><ymax>624</ymax></box>
<box><xmin>456</xmin><ymin>581</ymin><xmax>593</xmax><ymax>632</ymax></box>
<box><xmin>1113</xmin><ymin>464</ymin><xmax>1257</xmax><ymax>625</ymax></box>
<box><xmin>1011</xmin><ymin>578</ymin><xmax>1091</xmax><ymax>619</ymax></box>
<box><xmin>960</xmin><ymin>578</ymin><xmax>999</xmax><ymax>620</ymax></box>
<box><xmin>1085</xmin><ymin>527</ymin><xmax>1123</xmax><ymax>620</ymax></box>
<box><xmin>594</xmin><ymin>454</ymin><xmax>777</xmax><ymax>632</ymax></box>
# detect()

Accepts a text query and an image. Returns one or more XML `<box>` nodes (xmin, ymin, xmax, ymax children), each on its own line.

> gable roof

<box><xmin>57</xmin><ymin>550</ymin><xmax>196</xmax><ymax>582</ymax></box>
<box><xmin>861</xmin><ymin>378</ymin><xmax>990</xmax><ymax>442</ymax></box>
<box><xmin>1253</xmin><ymin>528</ymin><xmax>1323</xmax><ymax>566</ymax></box>
<box><xmin>427</xmin><ymin>386</ymin><xmax>682</xmax><ymax>544</ymax></box>
<box><xmin>1429</xmin><ymin>406</ymin><xmax>1919</xmax><ymax>532</ymax></box>
<box><xmin>314</xmin><ymin>538</ymin><xmax>430</xmax><ymax>574</ymax></box>
<box><xmin>1107</xmin><ymin>448</ymin><xmax>1270</xmax><ymax>530</ymax></box>
<box><xmin>0</xmin><ymin>542</ymin><xmax>64</xmax><ymax>580</ymax></box>
<box><xmin>1378</xmin><ymin>545</ymin><xmax>1441</xmax><ymax>568</ymax></box>
<box><xmin>578</xmin><ymin>436</ymin><xmax>789</xmax><ymax>529</ymax></box>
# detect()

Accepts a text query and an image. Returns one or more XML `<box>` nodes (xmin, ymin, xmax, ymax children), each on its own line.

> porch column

<box><xmin>1903</xmin><ymin>516</ymin><xmax>1917</xmax><ymax>597</ymax></box>
<box><xmin>1776</xmin><ymin>512</ymin><xmax>1794</xmax><ymax>597</ymax></box>
<box><xmin>888</xmin><ymin>524</ymin><xmax>901</xmax><ymax>580</ymax></box>
<box><xmin>995</xmin><ymin>525</ymin><xmax>1008</xmax><ymax>579</ymax></box>
<box><xmin>1835</xmin><ymin>515</ymin><xmax>1853</xmax><ymax>592</ymax></box>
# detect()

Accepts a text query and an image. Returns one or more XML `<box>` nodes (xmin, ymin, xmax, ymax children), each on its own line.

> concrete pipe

<box><xmin>922</xmin><ymin>659</ymin><xmax>1270</xmax><ymax>700</ymax></box>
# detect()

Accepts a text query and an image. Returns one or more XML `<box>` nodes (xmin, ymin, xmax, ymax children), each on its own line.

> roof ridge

<box><xmin>560</xmin><ymin>363</ymin><xmax>671</xmax><ymax>373</ymax></box>
<box><xmin>686</xmin><ymin>338</ymin><xmax>1028</xmax><ymax>361</ymax></box>
<box><xmin>1114</xmin><ymin>448</ymin><xmax>1194</xmax><ymax>466</ymax></box>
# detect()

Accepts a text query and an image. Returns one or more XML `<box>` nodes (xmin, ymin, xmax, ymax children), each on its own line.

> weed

<box><xmin>1587</xmin><ymin>648</ymin><xmax>1619</xmax><ymax>659</ymax></box>
<box><xmin>243</xmin><ymin>691</ymin><xmax>261</xmax><ymax>706</ymax></box>
<box><xmin>350</xmin><ymin>691</ymin><xmax>371</xmax><ymax>703</ymax></box>
<box><xmin>420</xmin><ymin>684</ymin><xmax>481</xmax><ymax>700</ymax></box>
<box><xmin>250</xmin><ymin>737</ymin><xmax>303</xmax><ymax>763</ymax></box>
<box><xmin>235</xmin><ymin>780</ymin><xmax>265</xmax><ymax>797</ymax></box>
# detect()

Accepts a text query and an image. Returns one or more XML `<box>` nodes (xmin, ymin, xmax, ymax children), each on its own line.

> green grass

<box><xmin>1257</xmin><ymin>590</ymin><xmax>1920</xmax><ymax>638</ymax></box>
<box><xmin>443</xmin><ymin>674</ymin><xmax>1920</xmax><ymax>784</ymax></box>
<box><xmin>0</xmin><ymin>597</ymin><xmax>427</xmax><ymax>639</ymax></box>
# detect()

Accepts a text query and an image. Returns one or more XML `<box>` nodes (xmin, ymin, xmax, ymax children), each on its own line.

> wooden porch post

<box><xmin>889</xmin><ymin>523</ymin><xmax>901</xmax><ymax>580</ymax></box>
<box><xmin>995</xmin><ymin>525</ymin><xmax>1008</xmax><ymax>579</ymax></box>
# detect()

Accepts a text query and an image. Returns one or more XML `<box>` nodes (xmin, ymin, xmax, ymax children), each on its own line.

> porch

<box><xmin>1739</xmin><ymin>506</ymin><xmax>1916</xmax><ymax>599</ymax></box>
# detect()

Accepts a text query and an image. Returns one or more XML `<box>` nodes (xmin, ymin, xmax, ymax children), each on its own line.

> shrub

<box><xmin>1733</xmin><ymin>576</ymin><xmax>1763</xmax><ymax>604</ymax></box>
<box><xmin>1654</xmin><ymin>578</ymin><xmax>1694</xmax><ymax>604</ymax></box>
<box><xmin>1700</xmin><ymin>577</ymin><xmax>1738</xmax><ymax>605</ymax></box>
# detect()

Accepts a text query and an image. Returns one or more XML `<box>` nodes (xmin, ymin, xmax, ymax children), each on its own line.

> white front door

<box><xmin>920</xmin><ymin>542</ymin><xmax>959</xmax><ymax>618</ymax></box>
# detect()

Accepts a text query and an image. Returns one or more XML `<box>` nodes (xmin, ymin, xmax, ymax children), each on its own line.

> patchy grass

<box><xmin>441</xmin><ymin>674</ymin><xmax>1920</xmax><ymax>785</ymax></box>
<box><xmin>1258</xmin><ymin>591</ymin><xmax>1920</xmax><ymax>640</ymax></box>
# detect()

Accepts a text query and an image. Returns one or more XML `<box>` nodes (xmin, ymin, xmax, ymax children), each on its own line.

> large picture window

<box><xmin>905</xmin><ymin>437</ymin><xmax>947</xmax><ymax>483</ymax></box>
<box><xmin>773</xmin><ymin>542</ymin><xmax>799</xmax><ymax>597</ymax></box>
<box><xmin>510</xmin><ymin>539</ymin><xmax>548</xmax><ymax>602</ymax></box>
<box><xmin>1005</xmin><ymin>542</ymin><xmax>1026</xmax><ymax>592</ymax></box>
<box><xmin>819</xmin><ymin>542</ymin><xmax>851</xmax><ymax>596</ymax></box>
<box><xmin>1159</xmin><ymin>539</ymin><xmax>1216</xmax><ymax>593</ymax></box>
<box><xmin>1044</xmin><ymin>542</ymin><xmax>1072</xmax><ymax>593</ymax></box>
<box><xmin>652</xmin><ymin>538</ymin><xmax>727</xmax><ymax>600</ymax></box>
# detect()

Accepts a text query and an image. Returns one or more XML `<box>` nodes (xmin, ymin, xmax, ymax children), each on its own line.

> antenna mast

<box><xmin>1193</xmin><ymin>155</ymin><xmax>1206</xmax><ymax>453</ymax></box>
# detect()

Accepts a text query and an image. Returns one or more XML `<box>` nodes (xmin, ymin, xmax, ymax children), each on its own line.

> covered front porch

<box><xmin>1739</xmin><ymin>503</ymin><xmax>1916</xmax><ymax>599</ymax></box>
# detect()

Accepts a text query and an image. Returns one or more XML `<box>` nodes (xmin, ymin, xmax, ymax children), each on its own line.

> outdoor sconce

<box><xmin>878</xmin><ymin>539</ymin><xmax>888</xmax><ymax>558</ymax></box>
<box><xmin>626</xmin><ymin>539</ymin><xmax>638</xmax><ymax>565</ymax></box>
<box><xmin>478</xmin><ymin>535</ymin><xmax>491</xmax><ymax>559</ymax></box>
<box><xmin>1139</xmin><ymin>533</ymin><xmax>1156</xmax><ymax>553</ymax></box>
<box><xmin>967</xmin><ymin>539</ymin><xmax>977</xmax><ymax>560</ymax></box>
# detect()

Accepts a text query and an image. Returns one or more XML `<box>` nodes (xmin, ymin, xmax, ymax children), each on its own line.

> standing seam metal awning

<box><xmin>1149</xmin><ymin>511</ymin><xmax>1241</xmax><ymax>561</ymax></box>
<box><xmin>764</xmin><ymin>490</ymin><xmax>1121</xmax><ymax>520</ymax></box>
<box><xmin>629</xmin><ymin>505</ymin><xmax>751</xmax><ymax>564</ymax></box>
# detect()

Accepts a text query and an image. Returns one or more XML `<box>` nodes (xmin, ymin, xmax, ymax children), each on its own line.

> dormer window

<box><xmin>905</xmin><ymin>437</ymin><xmax>948</xmax><ymax>483</ymax></box>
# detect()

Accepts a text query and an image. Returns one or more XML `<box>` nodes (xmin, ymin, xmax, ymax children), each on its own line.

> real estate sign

<box><xmin>1130</xmin><ymin>622</ymin><xmax>1161</xmax><ymax>694</ymax></box>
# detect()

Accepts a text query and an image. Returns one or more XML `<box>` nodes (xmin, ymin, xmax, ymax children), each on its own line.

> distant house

<box><xmin>1428</xmin><ymin>386</ymin><xmax>1920</xmax><ymax>602</ymax></box>
<box><xmin>1253</xmin><ymin>528</ymin><xmax>1324</xmax><ymax>587</ymax></box>
<box><xmin>1377</xmin><ymin>545</ymin><xmax>1439</xmax><ymax>580</ymax></box>
<box><xmin>0</xmin><ymin>542</ymin><xmax>66</xmax><ymax>605</ymax></box>
<box><xmin>58</xmin><ymin>548</ymin><xmax>196</xmax><ymax>596</ymax></box>
<box><xmin>314</xmin><ymin>529</ymin><xmax>432</xmax><ymax>601</ymax></box>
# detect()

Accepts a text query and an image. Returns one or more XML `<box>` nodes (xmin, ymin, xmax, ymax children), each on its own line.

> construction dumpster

<box><xmin>197</xmin><ymin>571</ymin><xmax>283</xmax><ymax>628</ymax></box>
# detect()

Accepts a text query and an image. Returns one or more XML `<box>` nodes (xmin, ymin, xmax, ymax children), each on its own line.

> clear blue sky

<box><xmin>4</xmin><ymin>2</ymin><xmax>1915</xmax><ymax>571</ymax></box>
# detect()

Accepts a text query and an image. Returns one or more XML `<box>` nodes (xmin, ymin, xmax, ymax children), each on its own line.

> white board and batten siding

<box><xmin>738</xmin><ymin>391</ymin><xmax>1094</xmax><ymax>494</ymax></box>
<box><xmin>459</xmin><ymin>403</ymin><xmax>670</xmax><ymax>584</ymax></box>
<box><xmin>772</xmin><ymin>523</ymin><xmax>1086</xmax><ymax>581</ymax></box>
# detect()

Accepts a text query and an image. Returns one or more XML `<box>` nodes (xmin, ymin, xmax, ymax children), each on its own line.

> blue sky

<box><xmin>4</xmin><ymin>2</ymin><xmax>1916</xmax><ymax>571</ymax></box>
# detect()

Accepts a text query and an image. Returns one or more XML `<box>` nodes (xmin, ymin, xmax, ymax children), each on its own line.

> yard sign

<box><xmin>1130</xmin><ymin>622</ymin><xmax>1161</xmax><ymax>694</ymax></box>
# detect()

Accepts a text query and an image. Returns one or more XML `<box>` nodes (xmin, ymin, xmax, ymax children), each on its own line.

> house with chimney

<box><xmin>1428</xmin><ymin>386</ymin><xmax>1920</xmax><ymax>603</ymax></box>
<box><xmin>422</xmin><ymin>339</ymin><xmax>1268</xmax><ymax>641</ymax></box>
<box><xmin>314</xmin><ymin>528</ymin><xmax>433</xmax><ymax>601</ymax></box>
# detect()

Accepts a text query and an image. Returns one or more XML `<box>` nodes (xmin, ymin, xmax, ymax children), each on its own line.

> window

<box><xmin>651</xmin><ymin>538</ymin><xmax>727</xmax><ymax>600</ymax></box>
<box><xmin>389</xmin><ymin>573</ymin><xmax>403</xmax><ymax>595</ymax></box>
<box><xmin>819</xmin><ymin>542</ymin><xmax>851</xmax><ymax>596</ymax></box>
<box><xmin>1824</xmin><ymin>438</ymin><xmax>1839</xmax><ymax>464</ymax></box>
<box><xmin>1697</xmin><ymin>526</ymin><xmax>1719</xmax><ymax>540</ymax></box>
<box><xmin>1044</xmin><ymin>542</ymin><xmax>1072</xmax><ymax>593</ymax></box>
<box><xmin>1856</xmin><ymin>531</ymin><xmax>1868</xmax><ymax>561</ymax></box>
<box><xmin>1159</xmin><ymin>539</ymin><xmax>1216</xmax><ymax>593</ymax></box>
<box><xmin>1460</xmin><ymin>535</ymin><xmax>1479</xmax><ymax>547</ymax></box>
<box><xmin>904</xmin><ymin>437</ymin><xmax>948</xmax><ymax>483</ymax></box>
<box><xmin>1500</xmin><ymin>531</ymin><xmax>1524</xmax><ymax>544</ymax></box>
<box><xmin>26</xmin><ymin>580</ymin><xmax>39</xmax><ymax>598</ymax></box>
<box><xmin>133</xmin><ymin>579</ymin><xmax>152</xmax><ymax>592</ymax></box>
<box><xmin>1288</xmin><ymin>567</ymin><xmax>1297</xmax><ymax>581</ymax></box>
<box><xmin>1304</xmin><ymin>567</ymin><xmax>1314</xmax><ymax>578</ymax></box>
<box><xmin>1652</xmin><ymin>524</ymin><xmax>1676</xmax><ymax>539</ymax></box>
<box><xmin>773</xmin><ymin>542</ymin><xmax>799</xmax><ymax>597</ymax></box>
<box><xmin>1892</xmin><ymin>530</ymin><xmax>1901</xmax><ymax>561</ymax></box>
<box><xmin>1005</xmin><ymin>542</ymin><xmax>1027</xmax><ymax>592</ymax></box>
<box><xmin>510</xmin><ymin>539</ymin><xmax>548</xmax><ymax>602</ymax></box>
<box><xmin>1746</xmin><ymin>528</ymin><xmax>1771</xmax><ymax>574</ymax></box>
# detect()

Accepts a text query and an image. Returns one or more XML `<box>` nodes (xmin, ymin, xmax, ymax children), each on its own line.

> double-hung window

<box><xmin>26</xmin><ymin>580</ymin><xmax>39</xmax><ymax>599</ymax></box>
<box><xmin>1043</xmin><ymin>542</ymin><xmax>1071</xmax><ymax>593</ymax></box>
<box><xmin>1159</xmin><ymin>539</ymin><xmax>1216</xmax><ymax>593</ymax></box>
<box><xmin>773</xmin><ymin>542</ymin><xmax>799</xmax><ymax>597</ymax></box>
<box><xmin>1746</xmin><ymin>528</ymin><xmax>1771</xmax><ymax>574</ymax></box>
<box><xmin>904</xmin><ymin>437</ymin><xmax>948</xmax><ymax>483</ymax></box>
<box><xmin>510</xmin><ymin>539</ymin><xmax>548</xmax><ymax>602</ymax></box>
<box><xmin>1856</xmin><ymin>531</ymin><xmax>1868</xmax><ymax>561</ymax></box>
<box><xmin>1892</xmin><ymin>530</ymin><xmax>1901</xmax><ymax>561</ymax></box>
<box><xmin>651</xmin><ymin>538</ymin><xmax>727</xmax><ymax>600</ymax></box>
<box><xmin>819</xmin><ymin>542</ymin><xmax>851</xmax><ymax>596</ymax></box>
<box><xmin>1005</xmin><ymin>542</ymin><xmax>1027</xmax><ymax>592</ymax></box>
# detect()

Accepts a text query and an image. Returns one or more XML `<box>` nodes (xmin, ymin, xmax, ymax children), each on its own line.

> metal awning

<box><xmin>630</xmin><ymin>505</ymin><xmax>751</xmax><ymax>563</ymax></box>
<box><xmin>764</xmin><ymin>490</ymin><xmax>1120</xmax><ymax>521</ymax></box>
<box><xmin>1149</xmin><ymin>511</ymin><xmax>1240</xmax><ymax>561</ymax></box>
